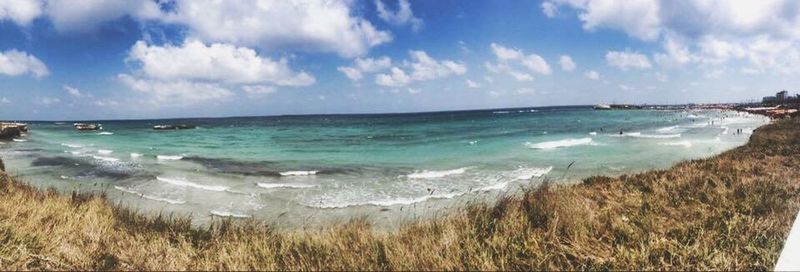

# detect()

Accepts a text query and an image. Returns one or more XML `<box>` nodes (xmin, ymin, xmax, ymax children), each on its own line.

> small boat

<box><xmin>593</xmin><ymin>104</ymin><xmax>611</xmax><ymax>110</ymax></box>
<box><xmin>74</xmin><ymin>123</ymin><xmax>102</xmax><ymax>131</ymax></box>
<box><xmin>153</xmin><ymin>124</ymin><xmax>196</xmax><ymax>130</ymax></box>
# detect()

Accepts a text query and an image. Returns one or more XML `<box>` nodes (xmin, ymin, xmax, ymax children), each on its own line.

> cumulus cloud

<box><xmin>37</xmin><ymin>97</ymin><xmax>60</xmax><ymax>106</ymax></box>
<box><xmin>375</xmin><ymin>50</ymin><xmax>466</xmax><ymax>87</ymax></box>
<box><xmin>0</xmin><ymin>0</ymin><xmax>42</xmax><ymax>25</ymax></box>
<box><xmin>487</xmin><ymin>43</ymin><xmax>551</xmax><ymax>80</ymax></box>
<box><xmin>559</xmin><ymin>55</ymin><xmax>576</xmax><ymax>71</ymax></box>
<box><xmin>161</xmin><ymin>0</ymin><xmax>392</xmax><ymax>58</ymax></box>
<box><xmin>375</xmin><ymin>0</ymin><xmax>423</xmax><ymax>31</ymax></box>
<box><xmin>0</xmin><ymin>49</ymin><xmax>49</xmax><ymax>78</ymax></box>
<box><xmin>543</xmin><ymin>0</ymin><xmax>800</xmax><ymax>73</ymax></box>
<box><xmin>241</xmin><ymin>85</ymin><xmax>276</xmax><ymax>96</ymax></box>
<box><xmin>44</xmin><ymin>0</ymin><xmax>161</xmax><ymax>31</ymax></box>
<box><xmin>605</xmin><ymin>51</ymin><xmax>652</xmax><ymax>70</ymax></box>
<box><xmin>127</xmin><ymin>39</ymin><xmax>314</xmax><ymax>86</ymax></box>
<box><xmin>337</xmin><ymin>56</ymin><xmax>392</xmax><ymax>81</ymax></box>
<box><xmin>118</xmin><ymin>74</ymin><xmax>234</xmax><ymax>105</ymax></box>
<box><xmin>584</xmin><ymin>70</ymin><xmax>600</xmax><ymax>80</ymax></box>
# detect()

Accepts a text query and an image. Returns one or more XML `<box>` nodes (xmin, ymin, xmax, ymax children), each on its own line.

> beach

<box><xmin>0</xmin><ymin>112</ymin><xmax>796</xmax><ymax>269</ymax></box>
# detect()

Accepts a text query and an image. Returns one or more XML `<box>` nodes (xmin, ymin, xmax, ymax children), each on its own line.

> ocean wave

<box><xmin>130</xmin><ymin>153</ymin><xmax>143</xmax><ymax>158</ymax></box>
<box><xmin>279</xmin><ymin>170</ymin><xmax>318</xmax><ymax>176</ymax></box>
<box><xmin>509</xmin><ymin>166</ymin><xmax>553</xmax><ymax>180</ymax></box>
<box><xmin>257</xmin><ymin>183</ymin><xmax>315</xmax><ymax>189</ymax></box>
<box><xmin>97</xmin><ymin>132</ymin><xmax>113</xmax><ymax>135</ymax></box>
<box><xmin>156</xmin><ymin>176</ymin><xmax>229</xmax><ymax>192</ymax></box>
<box><xmin>657</xmin><ymin>125</ymin><xmax>679</xmax><ymax>132</ymax></box>
<box><xmin>313</xmin><ymin>192</ymin><xmax>465</xmax><ymax>208</ymax></box>
<box><xmin>157</xmin><ymin>155</ymin><xmax>183</xmax><ymax>161</ymax></box>
<box><xmin>721</xmin><ymin>126</ymin><xmax>729</xmax><ymax>135</ymax></box>
<box><xmin>659</xmin><ymin>141</ymin><xmax>692</xmax><ymax>148</ymax></box>
<box><xmin>405</xmin><ymin>167</ymin><xmax>471</xmax><ymax>179</ymax></box>
<box><xmin>493</xmin><ymin>111</ymin><xmax>510</xmax><ymax>114</ymax></box>
<box><xmin>61</xmin><ymin>143</ymin><xmax>83</xmax><ymax>148</ymax></box>
<box><xmin>468</xmin><ymin>140</ymin><xmax>478</xmax><ymax>145</ymax></box>
<box><xmin>589</xmin><ymin>132</ymin><xmax>597</xmax><ymax>135</ymax></box>
<box><xmin>114</xmin><ymin>186</ymin><xmax>186</xmax><ymax>204</ymax></box>
<box><xmin>12</xmin><ymin>139</ymin><xmax>27</xmax><ymax>142</ymax></box>
<box><xmin>615</xmin><ymin>132</ymin><xmax>681</xmax><ymax>139</ymax></box>
<box><xmin>209</xmin><ymin>210</ymin><xmax>251</xmax><ymax>218</ymax></box>
<box><xmin>97</xmin><ymin>149</ymin><xmax>113</xmax><ymax>154</ymax></box>
<box><xmin>92</xmin><ymin>155</ymin><xmax>119</xmax><ymax>162</ymax></box>
<box><xmin>525</xmin><ymin>138</ymin><xmax>593</xmax><ymax>149</ymax></box>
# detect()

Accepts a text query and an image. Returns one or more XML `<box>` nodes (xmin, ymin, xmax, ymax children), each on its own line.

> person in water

<box><xmin>619</xmin><ymin>129</ymin><xmax>623</xmax><ymax>135</ymax></box>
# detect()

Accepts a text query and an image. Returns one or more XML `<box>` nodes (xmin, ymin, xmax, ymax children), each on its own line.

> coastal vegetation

<box><xmin>0</xmin><ymin>116</ymin><xmax>798</xmax><ymax>270</ymax></box>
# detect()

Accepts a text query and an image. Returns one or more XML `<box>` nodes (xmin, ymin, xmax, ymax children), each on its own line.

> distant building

<box><xmin>777</xmin><ymin>90</ymin><xmax>789</xmax><ymax>101</ymax></box>
<box><xmin>763</xmin><ymin>96</ymin><xmax>777</xmax><ymax>103</ymax></box>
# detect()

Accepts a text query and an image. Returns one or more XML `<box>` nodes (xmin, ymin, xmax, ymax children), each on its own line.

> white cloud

<box><xmin>541</xmin><ymin>1</ymin><xmax>558</xmax><ymax>18</ymax></box>
<box><xmin>0</xmin><ymin>97</ymin><xmax>10</xmax><ymax>103</ymax></box>
<box><xmin>63</xmin><ymin>85</ymin><xmax>84</xmax><ymax>97</ymax></box>
<box><xmin>44</xmin><ymin>0</ymin><xmax>160</xmax><ymax>32</ymax></box>
<box><xmin>606</xmin><ymin>51</ymin><xmax>652</xmax><ymax>70</ymax></box>
<box><xmin>337</xmin><ymin>56</ymin><xmax>392</xmax><ymax>81</ymax></box>
<box><xmin>161</xmin><ymin>0</ymin><xmax>392</xmax><ymax>58</ymax></box>
<box><xmin>375</xmin><ymin>0</ymin><xmax>423</xmax><ymax>31</ymax></box>
<box><xmin>241</xmin><ymin>85</ymin><xmax>276</xmax><ymax>96</ymax></box>
<box><xmin>375</xmin><ymin>50</ymin><xmax>466</xmax><ymax>87</ymax></box>
<box><xmin>544</xmin><ymin>0</ymin><xmax>800</xmax><ymax>73</ymax></box>
<box><xmin>618</xmin><ymin>84</ymin><xmax>633</xmax><ymax>91</ymax></box>
<box><xmin>0</xmin><ymin>0</ymin><xmax>42</xmax><ymax>25</ymax></box>
<box><xmin>522</xmin><ymin>54</ymin><xmax>552</xmax><ymax>75</ymax></box>
<box><xmin>0</xmin><ymin>49</ymin><xmax>49</xmax><ymax>78</ymax></box>
<box><xmin>407</xmin><ymin>87</ymin><xmax>421</xmax><ymax>94</ymax></box>
<box><xmin>490</xmin><ymin>43</ymin><xmax>523</xmax><ymax>60</ymax></box>
<box><xmin>118</xmin><ymin>74</ymin><xmax>234</xmax><ymax>105</ymax></box>
<box><xmin>375</xmin><ymin>67</ymin><xmax>410</xmax><ymax>87</ymax></box>
<box><xmin>37</xmin><ymin>97</ymin><xmax>60</xmax><ymax>106</ymax></box>
<box><xmin>559</xmin><ymin>55</ymin><xmax>576</xmax><ymax>71</ymax></box>
<box><xmin>487</xmin><ymin>43</ymin><xmax>551</xmax><ymax>79</ymax></box>
<box><xmin>585</xmin><ymin>70</ymin><xmax>600</xmax><ymax>80</ymax></box>
<box><xmin>465</xmin><ymin>79</ymin><xmax>481</xmax><ymax>88</ymax></box>
<box><xmin>127</xmin><ymin>39</ymin><xmax>314</xmax><ymax>86</ymax></box>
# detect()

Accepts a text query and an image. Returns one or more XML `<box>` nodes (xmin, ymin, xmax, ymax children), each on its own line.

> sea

<box><xmin>0</xmin><ymin>106</ymin><xmax>769</xmax><ymax>228</ymax></box>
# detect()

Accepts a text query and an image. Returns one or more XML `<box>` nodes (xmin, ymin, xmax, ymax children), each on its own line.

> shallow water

<box><xmin>0</xmin><ymin>106</ymin><xmax>769</xmax><ymax>228</ymax></box>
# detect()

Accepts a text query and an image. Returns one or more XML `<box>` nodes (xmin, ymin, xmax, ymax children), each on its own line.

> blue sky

<box><xmin>0</xmin><ymin>0</ymin><xmax>799</xmax><ymax>120</ymax></box>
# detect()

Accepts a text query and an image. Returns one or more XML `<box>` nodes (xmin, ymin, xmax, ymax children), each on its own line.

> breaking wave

<box><xmin>405</xmin><ymin>167</ymin><xmax>471</xmax><ymax>179</ymax></box>
<box><xmin>279</xmin><ymin>170</ymin><xmax>318</xmax><ymax>176</ymax></box>
<box><xmin>156</xmin><ymin>176</ymin><xmax>229</xmax><ymax>192</ymax></box>
<box><xmin>257</xmin><ymin>183</ymin><xmax>315</xmax><ymax>189</ymax></box>
<box><xmin>525</xmin><ymin>138</ymin><xmax>593</xmax><ymax>149</ymax></box>
<box><xmin>114</xmin><ymin>186</ymin><xmax>185</xmax><ymax>204</ymax></box>
<box><xmin>157</xmin><ymin>155</ymin><xmax>183</xmax><ymax>161</ymax></box>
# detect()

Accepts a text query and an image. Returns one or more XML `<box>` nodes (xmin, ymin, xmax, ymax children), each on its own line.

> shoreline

<box><xmin>0</xmin><ymin>114</ymin><xmax>797</xmax><ymax>269</ymax></box>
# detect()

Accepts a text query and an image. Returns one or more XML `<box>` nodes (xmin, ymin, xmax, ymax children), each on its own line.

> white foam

<box><xmin>721</xmin><ymin>126</ymin><xmax>729</xmax><ymax>135</ymax></box>
<box><xmin>130</xmin><ymin>153</ymin><xmax>143</xmax><ymax>158</ymax></box>
<box><xmin>156</xmin><ymin>176</ymin><xmax>228</xmax><ymax>192</ymax></box>
<box><xmin>316</xmin><ymin>192</ymin><xmax>464</xmax><ymax>208</ymax></box>
<box><xmin>525</xmin><ymin>138</ymin><xmax>593</xmax><ymax>149</ymax></box>
<box><xmin>615</xmin><ymin>132</ymin><xmax>681</xmax><ymax>139</ymax></box>
<box><xmin>210</xmin><ymin>210</ymin><xmax>251</xmax><ymax>218</ymax></box>
<box><xmin>279</xmin><ymin>170</ymin><xmax>318</xmax><ymax>176</ymax></box>
<box><xmin>493</xmin><ymin>111</ymin><xmax>510</xmax><ymax>114</ymax></box>
<box><xmin>468</xmin><ymin>140</ymin><xmax>478</xmax><ymax>145</ymax></box>
<box><xmin>61</xmin><ymin>143</ymin><xmax>83</xmax><ymax>148</ymax></box>
<box><xmin>92</xmin><ymin>155</ymin><xmax>119</xmax><ymax>162</ymax></box>
<box><xmin>405</xmin><ymin>167</ymin><xmax>471</xmax><ymax>179</ymax></box>
<box><xmin>589</xmin><ymin>132</ymin><xmax>597</xmax><ymax>135</ymax></box>
<box><xmin>257</xmin><ymin>183</ymin><xmax>315</xmax><ymax>189</ymax></box>
<box><xmin>157</xmin><ymin>155</ymin><xmax>183</xmax><ymax>161</ymax></box>
<box><xmin>657</xmin><ymin>125</ymin><xmax>679</xmax><ymax>132</ymax></box>
<box><xmin>659</xmin><ymin>141</ymin><xmax>692</xmax><ymax>148</ymax></box>
<box><xmin>114</xmin><ymin>186</ymin><xmax>186</xmax><ymax>204</ymax></box>
<box><xmin>476</xmin><ymin>181</ymin><xmax>509</xmax><ymax>191</ymax></box>
<box><xmin>97</xmin><ymin>149</ymin><xmax>113</xmax><ymax>154</ymax></box>
<box><xmin>97</xmin><ymin>132</ymin><xmax>113</xmax><ymax>135</ymax></box>
<box><xmin>509</xmin><ymin>166</ymin><xmax>553</xmax><ymax>180</ymax></box>
<box><xmin>12</xmin><ymin>138</ymin><xmax>26</xmax><ymax>142</ymax></box>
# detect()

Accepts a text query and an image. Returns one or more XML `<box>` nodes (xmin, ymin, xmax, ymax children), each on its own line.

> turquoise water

<box><xmin>0</xmin><ymin>106</ymin><xmax>769</xmax><ymax>227</ymax></box>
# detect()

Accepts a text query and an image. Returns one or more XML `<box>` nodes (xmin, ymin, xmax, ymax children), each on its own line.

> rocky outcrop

<box><xmin>0</xmin><ymin>123</ymin><xmax>26</xmax><ymax>140</ymax></box>
<box><xmin>0</xmin><ymin>157</ymin><xmax>4</xmax><ymax>172</ymax></box>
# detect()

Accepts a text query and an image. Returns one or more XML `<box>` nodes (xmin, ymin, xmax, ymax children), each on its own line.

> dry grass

<box><xmin>0</xmin><ymin>116</ymin><xmax>799</xmax><ymax>270</ymax></box>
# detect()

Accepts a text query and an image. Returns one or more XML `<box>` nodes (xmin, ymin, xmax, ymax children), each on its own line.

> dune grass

<box><xmin>0</xmin><ymin>116</ymin><xmax>798</xmax><ymax>270</ymax></box>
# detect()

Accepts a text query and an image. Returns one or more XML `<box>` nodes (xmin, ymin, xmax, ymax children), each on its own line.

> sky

<box><xmin>1</xmin><ymin>0</ymin><xmax>800</xmax><ymax>120</ymax></box>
